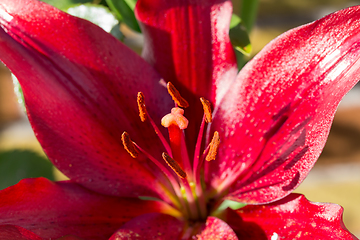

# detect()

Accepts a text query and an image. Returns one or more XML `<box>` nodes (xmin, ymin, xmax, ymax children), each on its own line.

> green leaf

<box><xmin>229</xmin><ymin>19</ymin><xmax>252</xmax><ymax>56</ymax></box>
<box><xmin>40</xmin><ymin>0</ymin><xmax>93</xmax><ymax>10</ymax></box>
<box><xmin>217</xmin><ymin>199</ymin><xmax>247</xmax><ymax>211</ymax></box>
<box><xmin>0</xmin><ymin>150</ymin><xmax>55</xmax><ymax>190</ymax></box>
<box><xmin>138</xmin><ymin>196</ymin><xmax>162</xmax><ymax>201</ymax></box>
<box><xmin>67</xmin><ymin>4</ymin><xmax>119</xmax><ymax>33</ymax></box>
<box><xmin>230</xmin><ymin>14</ymin><xmax>241</xmax><ymax>29</ymax></box>
<box><xmin>123</xmin><ymin>0</ymin><xmax>137</xmax><ymax>10</ymax></box>
<box><xmin>106</xmin><ymin>0</ymin><xmax>141</xmax><ymax>32</ymax></box>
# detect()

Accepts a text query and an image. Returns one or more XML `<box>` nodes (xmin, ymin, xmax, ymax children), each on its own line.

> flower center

<box><xmin>121</xmin><ymin>82</ymin><xmax>220</xmax><ymax>222</ymax></box>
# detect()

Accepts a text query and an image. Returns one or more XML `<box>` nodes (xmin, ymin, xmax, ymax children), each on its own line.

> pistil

<box><xmin>162</xmin><ymin>111</ymin><xmax>193</xmax><ymax>179</ymax></box>
<box><xmin>121</xmin><ymin>83</ymin><xmax>221</xmax><ymax>222</ymax></box>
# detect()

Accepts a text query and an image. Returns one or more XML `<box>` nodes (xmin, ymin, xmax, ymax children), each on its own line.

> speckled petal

<box><xmin>235</xmin><ymin>194</ymin><xmax>358</xmax><ymax>240</ymax></box>
<box><xmin>109</xmin><ymin>213</ymin><xmax>184</xmax><ymax>239</ymax></box>
<box><xmin>196</xmin><ymin>217</ymin><xmax>238</xmax><ymax>240</ymax></box>
<box><xmin>206</xmin><ymin>6</ymin><xmax>360</xmax><ymax>203</ymax></box>
<box><xmin>0</xmin><ymin>225</ymin><xmax>43</xmax><ymax>240</ymax></box>
<box><xmin>0</xmin><ymin>0</ymin><xmax>174</xmax><ymax>200</ymax></box>
<box><xmin>0</xmin><ymin>178</ymin><xmax>173</xmax><ymax>240</ymax></box>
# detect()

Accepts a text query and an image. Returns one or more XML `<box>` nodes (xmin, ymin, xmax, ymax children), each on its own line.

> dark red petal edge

<box><xmin>0</xmin><ymin>225</ymin><xmax>43</xmax><ymax>240</ymax></box>
<box><xmin>109</xmin><ymin>213</ymin><xmax>184</xmax><ymax>239</ymax></box>
<box><xmin>0</xmin><ymin>178</ymin><xmax>173</xmax><ymax>240</ymax></box>
<box><xmin>196</xmin><ymin>216</ymin><xmax>238</xmax><ymax>240</ymax></box>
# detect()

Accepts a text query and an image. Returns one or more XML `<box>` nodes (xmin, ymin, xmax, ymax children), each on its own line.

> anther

<box><xmin>162</xmin><ymin>152</ymin><xmax>187</xmax><ymax>179</ymax></box>
<box><xmin>121</xmin><ymin>132</ymin><xmax>139</xmax><ymax>158</ymax></box>
<box><xmin>167</xmin><ymin>82</ymin><xmax>189</xmax><ymax>108</ymax></box>
<box><xmin>206</xmin><ymin>131</ymin><xmax>220</xmax><ymax>161</ymax></box>
<box><xmin>137</xmin><ymin>92</ymin><xmax>147</xmax><ymax>122</ymax></box>
<box><xmin>200</xmin><ymin>97</ymin><xmax>212</xmax><ymax>123</ymax></box>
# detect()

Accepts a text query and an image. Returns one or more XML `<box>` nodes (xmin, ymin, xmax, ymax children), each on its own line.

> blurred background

<box><xmin>0</xmin><ymin>0</ymin><xmax>360</xmax><ymax>237</ymax></box>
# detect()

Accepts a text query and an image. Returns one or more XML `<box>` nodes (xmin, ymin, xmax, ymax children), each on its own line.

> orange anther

<box><xmin>206</xmin><ymin>131</ymin><xmax>220</xmax><ymax>161</ymax></box>
<box><xmin>167</xmin><ymin>82</ymin><xmax>189</xmax><ymax>108</ymax></box>
<box><xmin>121</xmin><ymin>132</ymin><xmax>139</xmax><ymax>158</ymax></box>
<box><xmin>200</xmin><ymin>97</ymin><xmax>212</xmax><ymax>123</ymax></box>
<box><xmin>162</xmin><ymin>152</ymin><xmax>187</xmax><ymax>179</ymax></box>
<box><xmin>137</xmin><ymin>92</ymin><xmax>147</xmax><ymax>122</ymax></box>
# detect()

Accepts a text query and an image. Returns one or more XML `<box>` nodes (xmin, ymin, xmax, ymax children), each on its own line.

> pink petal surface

<box><xmin>235</xmin><ymin>194</ymin><xmax>358</xmax><ymax>239</ymax></box>
<box><xmin>0</xmin><ymin>178</ymin><xmax>173</xmax><ymax>240</ymax></box>
<box><xmin>109</xmin><ymin>213</ymin><xmax>184</xmax><ymax>239</ymax></box>
<box><xmin>0</xmin><ymin>225</ymin><xmax>42</xmax><ymax>240</ymax></box>
<box><xmin>196</xmin><ymin>216</ymin><xmax>238</xmax><ymax>240</ymax></box>
<box><xmin>0</xmin><ymin>0</ymin><xmax>174</xmax><ymax>199</ymax></box>
<box><xmin>206</xmin><ymin>6</ymin><xmax>360</xmax><ymax>203</ymax></box>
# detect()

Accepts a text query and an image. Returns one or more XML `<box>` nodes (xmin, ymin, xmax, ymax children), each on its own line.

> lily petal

<box><xmin>56</xmin><ymin>236</ymin><xmax>83</xmax><ymax>240</ymax></box>
<box><xmin>234</xmin><ymin>194</ymin><xmax>358</xmax><ymax>240</ymax></box>
<box><xmin>136</xmin><ymin>0</ymin><xmax>237</xmax><ymax>104</ymax></box>
<box><xmin>207</xmin><ymin>6</ymin><xmax>360</xmax><ymax>203</ymax></box>
<box><xmin>0</xmin><ymin>225</ymin><xmax>42</xmax><ymax>240</ymax></box>
<box><xmin>196</xmin><ymin>216</ymin><xmax>238</xmax><ymax>240</ymax></box>
<box><xmin>0</xmin><ymin>0</ymin><xmax>174</xmax><ymax>199</ymax></box>
<box><xmin>135</xmin><ymin>0</ymin><xmax>238</xmax><ymax>148</ymax></box>
<box><xmin>0</xmin><ymin>178</ymin><xmax>173</xmax><ymax>240</ymax></box>
<box><xmin>109</xmin><ymin>213</ymin><xmax>184</xmax><ymax>239</ymax></box>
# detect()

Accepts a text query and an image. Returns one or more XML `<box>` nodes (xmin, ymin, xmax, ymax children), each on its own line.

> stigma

<box><xmin>161</xmin><ymin>107</ymin><xmax>189</xmax><ymax>130</ymax></box>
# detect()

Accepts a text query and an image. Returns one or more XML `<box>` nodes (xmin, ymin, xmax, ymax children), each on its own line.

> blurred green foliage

<box><xmin>106</xmin><ymin>0</ymin><xmax>140</xmax><ymax>32</ymax></box>
<box><xmin>0</xmin><ymin>150</ymin><xmax>54</xmax><ymax>190</ymax></box>
<box><xmin>230</xmin><ymin>15</ymin><xmax>252</xmax><ymax>57</ymax></box>
<box><xmin>40</xmin><ymin>0</ymin><xmax>95</xmax><ymax>10</ymax></box>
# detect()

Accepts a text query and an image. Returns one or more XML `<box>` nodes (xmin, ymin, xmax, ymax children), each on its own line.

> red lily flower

<box><xmin>0</xmin><ymin>0</ymin><xmax>359</xmax><ymax>239</ymax></box>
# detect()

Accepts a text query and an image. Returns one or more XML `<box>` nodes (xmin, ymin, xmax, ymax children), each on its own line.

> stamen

<box><xmin>167</xmin><ymin>82</ymin><xmax>189</xmax><ymax>108</ymax></box>
<box><xmin>162</xmin><ymin>152</ymin><xmax>187</xmax><ymax>179</ymax></box>
<box><xmin>137</xmin><ymin>92</ymin><xmax>147</xmax><ymax>122</ymax></box>
<box><xmin>136</xmin><ymin>93</ymin><xmax>173</xmax><ymax>155</ymax></box>
<box><xmin>200</xmin><ymin>97</ymin><xmax>212</xmax><ymax>123</ymax></box>
<box><xmin>121</xmin><ymin>132</ymin><xmax>139</xmax><ymax>158</ymax></box>
<box><xmin>206</xmin><ymin>131</ymin><xmax>220</xmax><ymax>161</ymax></box>
<box><xmin>161</xmin><ymin>107</ymin><xmax>189</xmax><ymax>130</ymax></box>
